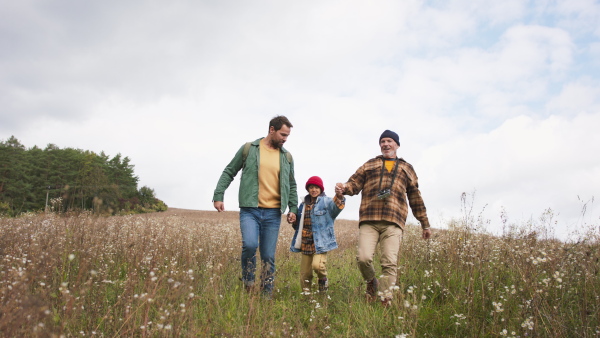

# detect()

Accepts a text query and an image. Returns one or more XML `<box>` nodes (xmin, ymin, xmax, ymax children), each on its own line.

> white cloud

<box><xmin>546</xmin><ymin>79</ymin><xmax>600</xmax><ymax>115</ymax></box>
<box><xmin>419</xmin><ymin>111</ymin><xmax>600</xmax><ymax>238</ymax></box>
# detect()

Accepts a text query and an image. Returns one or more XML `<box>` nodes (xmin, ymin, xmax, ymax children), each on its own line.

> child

<box><xmin>290</xmin><ymin>176</ymin><xmax>345</xmax><ymax>293</ymax></box>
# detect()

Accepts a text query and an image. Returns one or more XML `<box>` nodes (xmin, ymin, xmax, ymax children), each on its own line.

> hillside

<box><xmin>0</xmin><ymin>208</ymin><xmax>597</xmax><ymax>336</ymax></box>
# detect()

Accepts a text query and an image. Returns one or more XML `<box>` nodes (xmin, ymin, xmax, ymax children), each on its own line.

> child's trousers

<box><xmin>300</xmin><ymin>253</ymin><xmax>327</xmax><ymax>290</ymax></box>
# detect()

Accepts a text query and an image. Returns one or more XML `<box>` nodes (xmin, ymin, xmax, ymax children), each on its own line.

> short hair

<box><xmin>269</xmin><ymin>115</ymin><xmax>293</xmax><ymax>131</ymax></box>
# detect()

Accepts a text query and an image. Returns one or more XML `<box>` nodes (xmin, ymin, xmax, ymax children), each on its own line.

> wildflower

<box><xmin>553</xmin><ymin>271</ymin><xmax>563</xmax><ymax>283</ymax></box>
<box><xmin>492</xmin><ymin>302</ymin><xmax>504</xmax><ymax>312</ymax></box>
<box><xmin>521</xmin><ymin>316</ymin><xmax>534</xmax><ymax>330</ymax></box>
<box><xmin>68</xmin><ymin>254</ymin><xmax>75</xmax><ymax>261</ymax></box>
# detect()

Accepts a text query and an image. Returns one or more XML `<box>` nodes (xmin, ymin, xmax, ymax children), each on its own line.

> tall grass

<box><xmin>0</xmin><ymin>208</ymin><xmax>598</xmax><ymax>337</ymax></box>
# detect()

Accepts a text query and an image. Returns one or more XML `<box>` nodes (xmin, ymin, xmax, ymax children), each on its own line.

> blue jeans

<box><xmin>239</xmin><ymin>207</ymin><xmax>282</xmax><ymax>294</ymax></box>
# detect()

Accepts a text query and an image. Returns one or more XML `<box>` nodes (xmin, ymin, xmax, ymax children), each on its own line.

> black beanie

<box><xmin>379</xmin><ymin>130</ymin><xmax>400</xmax><ymax>146</ymax></box>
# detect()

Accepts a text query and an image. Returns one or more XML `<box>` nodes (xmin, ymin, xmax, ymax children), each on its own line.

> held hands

<box><xmin>335</xmin><ymin>183</ymin><xmax>346</xmax><ymax>198</ymax></box>
<box><xmin>287</xmin><ymin>213</ymin><xmax>296</xmax><ymax>224</ymax></box>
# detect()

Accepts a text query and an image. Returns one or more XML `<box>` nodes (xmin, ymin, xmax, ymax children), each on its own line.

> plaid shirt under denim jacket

<box><xmin>344</xmin><ymin>156</ymin><xmax>431</xmax><ymax>230</ymax></box>
<box><xmin>290</xmin><ymin>194</ymin><xmax>345</xmax><ymax>254</ymax></box>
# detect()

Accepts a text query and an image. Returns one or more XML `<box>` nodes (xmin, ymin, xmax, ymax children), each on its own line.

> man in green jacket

<box><xmin>213</xmin><ymin>115</ymin><xmax>298</xmax><ymax>299</ymax></box>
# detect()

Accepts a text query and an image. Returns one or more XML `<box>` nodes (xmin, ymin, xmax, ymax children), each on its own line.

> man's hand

<box><xmin>334</xmin><ymin>183</ymin><xmax>345</xmax><ymax>199</ymax></box>
<box><xmin>287</xmin><ymin>213</ymin><xmax>296</xmax><ymax>224</ymax></box>
<box><xmin>422</xmin><ymin>228</ymin><xmax>431</xmax><ymax>240</ymax></box>
<box><xmin>214</xmin><ymin>201</ymin><xmax>225</xmax><ymax>212</ymax></box>
<box><xmin>335</xmin><ymin>183</ymin><xmax>346</xmax><ymax>195</ymax></box>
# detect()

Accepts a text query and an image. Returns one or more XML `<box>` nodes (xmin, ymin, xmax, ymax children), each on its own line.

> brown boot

<box><xmin>318</xmin><ymin>277</ymin><xmax>328</xmax><ymax>293</ymax></box>
<box><xmin>366</xmin><ymin>277</ymin><xmax>379</xmax><ymax>302</ymax></box>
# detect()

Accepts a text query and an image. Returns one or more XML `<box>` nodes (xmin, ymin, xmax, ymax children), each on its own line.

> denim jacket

<box><xmin>290</xmin><ymin>195</ymin><xmax>344</xmax><ymax>254</ymax></box>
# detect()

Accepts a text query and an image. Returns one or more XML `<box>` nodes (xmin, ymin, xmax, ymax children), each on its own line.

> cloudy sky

<box><xmin>2</xmin><ymin>0</ymin><xmax>599</xmax><ymax>240</ymax></box>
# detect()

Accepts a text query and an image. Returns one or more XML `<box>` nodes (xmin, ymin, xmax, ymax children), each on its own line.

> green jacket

<box><xmin>213</xmin><ymin>138</ymin><xmax>298</xmax><ymax>214</ymax></box>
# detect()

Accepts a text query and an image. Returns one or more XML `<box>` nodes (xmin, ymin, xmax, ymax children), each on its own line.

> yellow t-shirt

<box><xmin>258</xmin><ymin>139</ymin><xmax>281</xmax><ymax>208</ymax></box>
<box><xmin>385</xmin><ymin>159</ymin><xmax>395</xmax><ymax>172</ymax></box>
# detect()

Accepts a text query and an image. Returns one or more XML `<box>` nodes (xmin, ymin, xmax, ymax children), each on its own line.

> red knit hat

<box><xmin>305</xmin><ymin>176</ymin><xmax>324</xmax><ymax>192</ymax></box>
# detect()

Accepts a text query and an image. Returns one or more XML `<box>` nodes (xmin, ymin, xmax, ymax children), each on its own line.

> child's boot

<box><xmin>318</xmin><ymin>277</ymin><xmax>328</xmax><ymax>293</ymax></box>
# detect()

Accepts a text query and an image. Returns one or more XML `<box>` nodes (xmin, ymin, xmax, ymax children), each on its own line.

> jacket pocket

<box><xmin>314</xmin><ymin>209</ymin><xmax>327</xmax><ymax>216</ymax></box>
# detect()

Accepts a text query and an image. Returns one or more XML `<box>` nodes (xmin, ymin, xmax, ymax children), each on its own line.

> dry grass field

<box><xmin>0</xmin><ymin>208</ymin><xmax>599</xmax><ymax>337</ymax></box>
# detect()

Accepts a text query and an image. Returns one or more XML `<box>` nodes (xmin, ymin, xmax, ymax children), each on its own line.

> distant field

<box><xmin>0</xmin><ymin>208</ymin><xmax>598</xmax><ymax>337</ymax></box>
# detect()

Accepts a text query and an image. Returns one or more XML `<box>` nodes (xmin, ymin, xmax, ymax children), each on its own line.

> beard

<box><xmin>381</xmin><ymin>149</ymin><xmax>396</xmax><ymax>158</ymax></box>
<box><xmin>270</xmin><ymin>138</ymin><xmax>284</xmax><ymax>149</ymax></box>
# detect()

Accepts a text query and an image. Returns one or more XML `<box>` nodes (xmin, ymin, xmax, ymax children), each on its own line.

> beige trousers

<box><xmin>356</xmin><ymin>221</ymin><xmax>404</xmax><ymax>293</ymax></box>
<box><xmin>300</xmin><ymin>253</ymin><xmax>327</xmax><ymax>290</ymax></box>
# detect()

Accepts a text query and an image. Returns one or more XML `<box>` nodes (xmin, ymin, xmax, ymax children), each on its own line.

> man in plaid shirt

<box><xmin>336</xmin><ymin>130</ymin><xmax>432</xmax><ymax>306</ymax></box>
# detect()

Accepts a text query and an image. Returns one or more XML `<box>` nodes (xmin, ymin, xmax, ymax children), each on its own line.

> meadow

<box><xmin>0</xmin><ymin>208</ymin><xmax>598</xmax><ymax>337</ymax></box>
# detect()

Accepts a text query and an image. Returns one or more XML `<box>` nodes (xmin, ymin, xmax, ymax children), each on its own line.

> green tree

<box><xmin>0</xmin><ymin>136</ymin><xmax>166</xmax><ymax>215</ymax></box>
<box><xmin>0</xmin><ymin>136</ymin><xmax>31</xmax><ymax>214</ymax></box>
<box><xmin>106</xmin><ymin>153</ymin><xmax>139</xmax><ymax>199</ymax></box>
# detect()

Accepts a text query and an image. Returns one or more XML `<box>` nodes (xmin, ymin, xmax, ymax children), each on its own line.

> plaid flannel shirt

<box><xmin>344</xmin><ymin>156</ymin><xmax>430</xmax><ymax>229</ymax></box>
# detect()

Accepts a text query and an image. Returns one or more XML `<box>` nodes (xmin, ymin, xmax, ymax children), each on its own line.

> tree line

<box><xmin>0</xmin><ymin>136</ymin><xmax>167</xmax><ymax>216</ymax></box>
